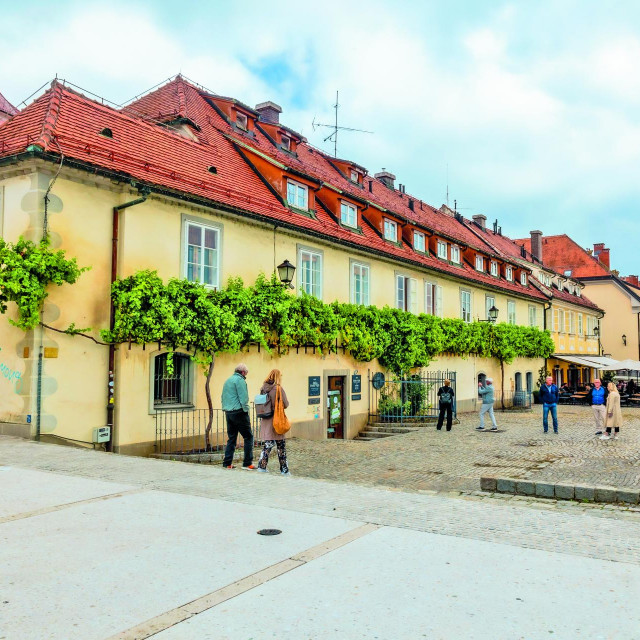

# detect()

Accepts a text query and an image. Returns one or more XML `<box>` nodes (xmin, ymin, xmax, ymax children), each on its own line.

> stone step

<box><xmin>353</xmin><ymin>436</ymin><xmax>374</xmax><ymax>441</ymax></box>
<box><xmin>365</xmin><ymin>425</ymin><xmax>414</xmax><ymax>434</ymax></box>
<box><xmin>358</xmin><ymin>430</ymin><xmax>397</xmax><ymax>439</ymax></box>
<box><xmin>371</xmin><ymin>421</ymin><xmax>435</xmax><ymax>428</ymax></box>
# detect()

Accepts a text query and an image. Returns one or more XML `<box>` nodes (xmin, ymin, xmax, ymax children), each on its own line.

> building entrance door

<box><xmin>327</xmin><ymin>376</ymin><xmax>344</xmax><ymax>439</ymax></box>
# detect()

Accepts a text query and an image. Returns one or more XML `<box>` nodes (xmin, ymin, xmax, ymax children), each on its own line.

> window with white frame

<box><xmin>396</xmin><ymin>275</ymin><xmax>417</xmax><ymax>313</ymax></box>
<box><xmin>425</xmin><ymin>281</ymin><xmax>443</xmax><ymax>317</ymax></box>
<box><xmin>350</xmin><ymin>169</ymin><xmax>359</xmax><ymax>183</ymax></box>
<box><xmin>280</xmin><ymin>135</ymin><xmax>291</xmax><ymax>151</ymax></box>
<box><xmin>287</xmin><ymin>180</ymin><xmax>308</xmax><ymax>210</ymax></box>
<box><xmin>351</xmin><ymin>261</ymin><xmax>370</xmax><ymax>306</ymax></box>
<box><xmin>153</xmin><ymin>353</ymin><xmax>193</xmax><ymax>407</ymax></box>
<box><xmin>557</xmin><ymin>309</ymin><xmax>565</xmax><ymax>333</ymax></box>
<box><xmin>185</xmin><ymin>221</ymin><xmax>220</xmax><ymax>288</ymax></box>
<box><xmin>460</xmin><ymin>289</ymin><xmax>472</xmax><ymax>322</ymax></box>
<box><xmin>450</xmin><ymin>245</ymin><xmax>461</xmax><ymax>264</ymax></box>
<box><xmin>384</xmin><ymin>218</ymin><xmax>398</xmax><ymax>242</ymax></box>
<box><xmin>507</xmin><ymin>300</ymin><xmax>516</xmax><ymax>325</ymax></box>
<box><xmin>557</xmin><ymin>280</ymin><xmax>563</xmax><ymax>292</ymax></box>
<box><xmin>506</xmin><ymin>266</ymin><xmax>513</xmax><ymax>282</ymax></box>
<box><xmin>437</xmin><ymin>240</ymin><xmax>448</xmax><ymax>259</ymax></box>
<box><xmin>490</xmin><ymin>261</ymin><xmax>498</xmax><ymax>277</ymax></box>
<box><xmin>578</xmin><ymin>313</ymin><xmax>583</xmax><ymax>335</ymax></box>
<box><xmin>298</xmin><ymin>248</ymin><xmax>322</xmax><ymax>298</ymax></box>
<box><xmin>475</xmin><ymin>255</ymin><xmax>484</xmax><ymax>271</ymax></box>
<box><xmin>528</xmin><ymin>305</ymin><xmax>537</xmax><ymax>327</ymax></box>
<box><xmin>520</xmin><ymin>272</ymin><xmax>527</xmax><ymax>286</ymax></box>
<box><xmin>413</xmin><ymin>231</ymin><xmax>426</xmax><ymax>253</ymax></box>
<box><xmin>566</xmin><ymin>311</ymin><xmax>573</xmax><ymax>334</ymax></box>
<box><xmin>587</xmin><ymin>316</ymin><xmax>596</xmax><ymax>336</ymax></box>
<box><xmin>485</xmin><ymin>295</ymin><xmax>495</xmax><ymax>321</ymax></box>
<box><xmin>340</xmin><ymin>201</ymin><xmax>357</xmax><ymax>228</ymax></box>
<box><xmin>236</xmin><ymin>112</ymin><xmax>248</xmax><ymax>130</ymax></box>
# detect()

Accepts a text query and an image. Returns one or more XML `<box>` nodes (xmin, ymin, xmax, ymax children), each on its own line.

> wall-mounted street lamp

<box><xmin>276</xmin><ymin>259</ymin><xmax>296</xmax><ymax>289</ymax></box>
<box><xmin>479</xmin><ymin>306</ymin><xmax>499</xmax><ymax>323</ymax></box>
<box><xmin>622</xmin><ymin>334</ymin><xmax>627</xmax><ymax>346</ymax></box>
<box><xmin>594</xmin><ymin>325</ymin><xmax>599</xmax><ymax>336</ymax></box>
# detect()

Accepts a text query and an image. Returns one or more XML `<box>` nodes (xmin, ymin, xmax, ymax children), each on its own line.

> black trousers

<box><xmin>223</xmin><ymin>409</ymin><xmax>254</xmax><ymax>467</ymax></box>
<box><xmin>437</xmin><ymin>403</ymin><xmax>453</xmax><ymax>430</ymax></box>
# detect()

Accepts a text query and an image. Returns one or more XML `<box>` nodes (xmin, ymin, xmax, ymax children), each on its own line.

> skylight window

<box><xmin>99</xmin><ymin>128</ymin><xmax>113</xmax><ymax>139</ymax></box>
<box><xmin>207</xmin><ymin>166</ymin><xmax>217</xmax><ymax>174</ymax></box>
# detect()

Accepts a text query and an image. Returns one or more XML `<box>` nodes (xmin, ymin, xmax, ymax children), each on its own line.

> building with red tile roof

<box><xmin>0</xmin><ymin>91</ymin><xmax>17</xmax><ymax>125</ymax></box>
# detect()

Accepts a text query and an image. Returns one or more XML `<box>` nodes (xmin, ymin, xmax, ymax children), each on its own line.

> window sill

<box><xmin>151</xmin><ymin>403</ymin><xmax>195</xmax><ymax>415</ymax></box>
<box><xmin>288</xmin><ymin>205</ymin><xmax>317</xmax><ymax>219</ymax></box>
<box><xmin>340</xmin><ymin>223</ymin><xmax>364</xmax><ymax>235</ymax></box>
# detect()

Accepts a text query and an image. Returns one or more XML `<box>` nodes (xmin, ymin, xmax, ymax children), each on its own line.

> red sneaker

<box><xmin>223</xmin><ymin>465</ymin><xmax>235</xmax><ymax>469</ymax></box>
<box><xmin>242</xmin><ymin>464</ymin><xmax>257</xmax><ymax>470</ymax></box>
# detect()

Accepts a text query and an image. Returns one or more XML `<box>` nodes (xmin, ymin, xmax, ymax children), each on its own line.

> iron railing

<box><xmin>154</xmin><ymin>404</ymin><xmax>260</xmax><ymax>454</ymax></box>
<box><xmin>369</xmin><ymin>371</ymin><xmax>457</xmax><ymax>424</ymax></box>
<box><xmin>497</xmin><ymin>390</ymin><xmax>532</xmax><ymax>411</ymax></box>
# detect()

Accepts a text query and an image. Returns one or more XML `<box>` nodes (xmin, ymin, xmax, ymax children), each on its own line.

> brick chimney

<box><xmin>472</xmin><ymin>214</ymin><xmax>486</xmax><ymax>230</ymax></box>
<box><xmin>530</xmin><ymin>230</ymin><xmax>543</xmax><ymax>262</ymax></box>
<box><xmin>255</xmin><ymin>101</ymin><xmax>282</xmax><ymax>124</ymax></box>
<box><xmin>624</xmin><ymin>275</ymin><xmax>639</xmax><ymax>287</ymax></box>
<box><xmin>374</xmin><ymin>169</ymin><xmax>396</xmax><ymax>190</ymax></box>
<box><xmin>593</xmin><ymin>243</ymin><xmax>610</xmax><ymax>268</ymax></box>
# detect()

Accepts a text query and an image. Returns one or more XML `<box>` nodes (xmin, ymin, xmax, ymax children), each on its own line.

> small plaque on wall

<box><xmin>352</xmin><ymin>394</ymin><xmax>361</xmax><ymax>401</ymax></box>
<box><xmin>308</xmin><ymin>398</ymin><xmax>320</xmax><ymax>405</ymax></box>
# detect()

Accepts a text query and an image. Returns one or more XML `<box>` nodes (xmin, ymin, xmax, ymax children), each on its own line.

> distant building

<box><xmin>0</xmin><ymin>91</ymin><xmax>17</xmax><ymax>125</ymax></box>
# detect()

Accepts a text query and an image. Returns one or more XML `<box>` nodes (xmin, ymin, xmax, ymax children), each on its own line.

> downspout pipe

<box><xmin>106</xmin><ymin>186</ymin><xmax>149</xmax><ymax>452</ymax></box>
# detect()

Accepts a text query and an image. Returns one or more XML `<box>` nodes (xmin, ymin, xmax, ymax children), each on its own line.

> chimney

<box><xmin>530</xmin><ymin>230</ymin><xmax>543</xmax><ymax>262</ymax></box>
<box><xmin>624</xmin><ymin>275</ymin><xmax>639</xmax><ymax>287</ymax></box>
<box><xmin>472</xmin><ymin>214</ymin><xmax>486</xmax><ymax>230</ymax></box>
<box><xmin>374</xmin><ymin>169</ymin><xmax>396</xmax><ymax>190</ymax></box>
<box><xmin>255</xmin><ymin>101</ymin><xmax>282</xmax><ymax>124</ymax></box>
<box><xmin>593</xmin><ymin>243</ymin><xmax>610</xmax><ymax>268</ymax></box>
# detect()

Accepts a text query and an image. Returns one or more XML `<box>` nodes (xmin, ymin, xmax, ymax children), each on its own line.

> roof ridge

<box><xmin>36</xmin><ymin>80</ymin><xmax>64</xmax><ymax>150</ymax></box>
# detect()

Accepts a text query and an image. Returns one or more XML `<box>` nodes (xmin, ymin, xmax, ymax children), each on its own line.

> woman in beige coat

<box><xmin>601</xmin><ymin>382</ymin><xmax>622</xmax><ymax>440</ymax></box>
<box><xmin>257</xmin><ymin>369</ymin><xmax>291</xmax><ymax>475</ymax></box>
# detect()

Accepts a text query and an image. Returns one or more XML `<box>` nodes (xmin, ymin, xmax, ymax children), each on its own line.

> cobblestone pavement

<box><xmin>284</xmin><ymin>405</ymin><xmax>640</xmax><ymax>492</ymax></box>
<box><xmin>2</xmin><ymin>436</ymin><xmax>640</xmax><ymax>568</ymax></box>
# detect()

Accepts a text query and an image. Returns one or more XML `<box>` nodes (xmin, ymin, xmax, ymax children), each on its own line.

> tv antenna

<box><xmin>312</xmin><ymin>91</ymin><xmax>373</xmax><ymax>158</ymax></box>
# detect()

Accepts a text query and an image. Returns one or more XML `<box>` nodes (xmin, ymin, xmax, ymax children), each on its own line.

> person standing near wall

<box><xmin>601</xmin><ymin>382</ymin><xmax>622</xmax><ymax>440</ymax></box>
<box><xmin>436</xmin><ymin>379</ymin><xmax>455</xmax><ymax>431</ymax></box>
<box><xmin>476</xmin><ymin>378</ymin><xmax>498</xmax><ymax>431</ymax></box>
<box><xmin>539</xmin><ymin>375</ymin><xmax>559</xmax><ymax>434</ymax></box>
<box><xmin>587</xmin><ymin>378</ymin><xmax>608</xmax><ymax>436</ymax></box>
<box><xmin>256</xmin><ymin>369</ymin><xmax>291</xmax><ymax>476</ymax></box>
<box><xmin>221</xmin><ymin>363</ymin><xmax>255</xmax><ymax>469</ymax></box>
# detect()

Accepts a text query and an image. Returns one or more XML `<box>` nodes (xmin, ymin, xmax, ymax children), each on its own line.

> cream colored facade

<box><xmin>0</xmin><ymin>163</ymin><xmax>546</xmax><ymax>453</ymax></box>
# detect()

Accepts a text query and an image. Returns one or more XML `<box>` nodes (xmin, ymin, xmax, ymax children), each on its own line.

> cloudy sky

<box><xmin>2</xmin><ymin>0</ymin><xmax>640</xmax><ymax>274</ymax></box>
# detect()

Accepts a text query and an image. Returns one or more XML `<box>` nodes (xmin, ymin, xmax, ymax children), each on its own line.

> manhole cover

<box><xmin>257</xmin><ymin>529</ymin><xmax>282</xmax><ymax>536</ymax></box>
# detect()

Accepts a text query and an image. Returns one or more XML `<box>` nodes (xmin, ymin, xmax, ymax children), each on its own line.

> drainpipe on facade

<box><xmin>106</xmin><ymin>187</ymin><xmax>149</xmax><ymax>452</ymax></box>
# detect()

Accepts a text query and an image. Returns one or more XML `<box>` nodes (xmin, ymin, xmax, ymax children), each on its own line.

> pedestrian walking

<box><xmin>539</xmin><ymin>375</ymin><xmax>559</xmax><ymax>434</ymax></box>
<box><xmin>256</xmin><ymin>369</ymin><xmax>291</xmax><ymax>476</ymax></box>
<box><xmin>601</xmin><ymin>382</ymin><xmax>622</xmax><ymax>440</ymax></box>
<box><xmin>476</xmin><ymin>378</ymin><xmax>498</xmax><ymax>431</ymax></box>
<box><xmin>436</xmin><ymin>379</ymin><xmax>455</xmax><ymax>431</ymax></box>
<box><xmin>586</xmin><ymin>378</ymin><xmax>608</xmax><ymax>436</ymax></box>
<box><xmin>221</xmin><ymin>363</ymin><xmax>255</xmax><ymax>469</ymax></box>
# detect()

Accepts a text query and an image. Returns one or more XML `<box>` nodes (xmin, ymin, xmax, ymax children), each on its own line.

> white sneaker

<box><xmin>599</xmin><ymin>434</ymin><xmax>610</xmax><ymax>440</ymax></box>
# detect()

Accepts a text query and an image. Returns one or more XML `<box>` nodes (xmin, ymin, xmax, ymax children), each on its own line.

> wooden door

<box><xmin>327</xmin><ymin>376</ymin><xmax>344</xmax><ymax>439</ymax></box>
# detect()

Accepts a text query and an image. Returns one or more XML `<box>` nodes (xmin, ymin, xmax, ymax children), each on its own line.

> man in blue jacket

<box><xmin>539</xmin><ymin>375</ymin><xmax>559</xmax><ymax>434</ymax></box>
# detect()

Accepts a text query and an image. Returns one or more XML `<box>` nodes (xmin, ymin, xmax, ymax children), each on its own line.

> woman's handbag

<box><xmin>273</xmin><ymin>385</ymin><xmax>291</xmax><ymax>435</ymax></box>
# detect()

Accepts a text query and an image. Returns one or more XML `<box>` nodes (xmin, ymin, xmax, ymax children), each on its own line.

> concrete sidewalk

<box><xmin>2</xmin><ymin>437</ymin><xmax>640</xmax><ymax>639</ymax></box>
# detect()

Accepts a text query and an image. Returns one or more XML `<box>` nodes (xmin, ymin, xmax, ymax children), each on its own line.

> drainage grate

<box><xmin>257</xmin><ymin>529</ymin><xmax>282</xmax><ymax>536</ymax></box>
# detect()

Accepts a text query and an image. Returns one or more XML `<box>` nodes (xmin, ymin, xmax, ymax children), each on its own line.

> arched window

<box><xmin>153</xmin><ymin>353</ymin><xmax>193</xmax><ymax>407</ymax></box>
<box><xmin>477</xmin><ymin>373</ymin><xmax>486</xmax><ymax>397</ymax></box>
<box><xmin>526</xmin><ymin>372</ymin><xmax>533</xmax><ymax>392</ymax></box>
<box><xmin>99</xmin><ymin>127</ymin><xmax>113</xmax><ymax>138</ymax></box>
<box><xmin>515</xmin><ymin>372</ymin><xmax>522</xmax><ymax>391</ymax></box>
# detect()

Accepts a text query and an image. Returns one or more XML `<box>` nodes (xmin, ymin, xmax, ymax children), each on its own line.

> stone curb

<box><xmin>480</xmin><ymin>476</ymin><xmax>640</xmax><ymax>505</ymax></box>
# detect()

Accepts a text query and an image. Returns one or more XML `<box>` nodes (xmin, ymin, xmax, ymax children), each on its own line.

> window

<box><xmin>351</xmin><ymin>262</ymin><xmax>370</xmax><ymax>306</ymax></box>
<box><xmin>520</xmin><ymin>272</ymin><xmax>527</xmax><ymax>286</ymax></box>
<box><xmin>236</xmin><ymin>112</ymin><xmax>248</xmax><ymax>130</ymax></box>
<box><xmin>578</xmin><ymin>313</ymin><xmax>584</xmax><ymax>336</ymax></box>
<box><xmin>507</xmin><ymin>300</ymin><xmax>516</xmax><ymax>325</ymax></box>
<box><xmin>526</xmin><ymin>372</ymin><xmax>533</xmax><ymax>392</ymax></box>
<box><xmin>340</xmin><ymin>201</ymin><xmax>357</xmax><ymax>228</ymax></box>
<box><xmin>185</xmin><ymin>221</ymin><xmax>220</xmax><ymax>288</ymax></box>
<box><xmin>557</xmin><ymin>309</ymin><xmax>565</xmax><ymax>333</ymax></box>
<box><xmin>515</xmin><ymin>372</ymin><xmax>522</xmax><ymax>391</ymax></box>
<box><xmin>566</xmin><ymin>311</ymin><xmax>573</xmax><ymax>334</ymax></box>
<box><xmin>490</xmin><ymin>261</ymin><xmax>498</xmax><ymax>277</ymax></box>
<box><xmin>587</xmin><ymin>316</ymin><xmax>596</xmax><ymax>336</ymax></box>
<box><xmin>153</xmin><ymin>353</ymin><xmax>192</xmax><ymax>407</ymax></box>
<box><xmin>557</xmin><ymin>280</ymin><xmax>563</xmax><ymax>292</ymax></box>
<box><xmin>485</xmin><ymin>295</ymin><xmax>495</xmax><ymax>321</ymax></box>
<box><xmin>384</xmin><ymin>218</ymin><xmax>398</xmax><ymax>242</ymax></box>
<box><xmin>528</xmin><ymin>305</ymin><xmax>537</xmax><ymax>327</ymax></box>
<box><xmin>396</xmin><ymin>275</ymin><xmax>417</xmax><ymax>313</ymax></box>
<box><xmin>437</xmin><ymin>241</ymin><xmax>448</xmax><ymax>259</ymax></box>
<box><xmin>460</xmin><ymin>289</ymin><xmax>472</xmax><ymax>322</ymax></box>
<box><xmin>425</xmin><ymin>282</ymin><xmax>443</xmax><ymax>317</ymax></box>
<box><xmin>506</xmin><ymin>266</ymin><xmax>513</xmax><ymax>282</ymax></box>
<box><xmin>413</xmin><ymin>231</ymin><xmax>426</xmax><ymax>253</ymax></box>
<box><xmin>475</xmin><ymin>255</ymin><xmax>484</xmax><ymax>271</ymax></box>
<box><xmin>450</xmin><ymin>245</ymin><xmax>460</xmax><ymax>264</ymax></box>
<box><xmin>564</xmin><ymin>269</ymin><xmax>572</xmax><ymax>277</ymax></box>
<box><xmin>350</xmin><ymin>169</ymin><xmax>359</xmax><ymax>183</ymax></box>
<box><xmin>287</xmin><ymin>180</ymin><xmax>308</xmax><ymax>210</ymax></box>
<box><xmin>281</xmin><ymin>135</ymin><xmax>291</xmax><ymax>151</ymax></box>
<box><xmin>298</xmin><ymin>248</ymin><xmax>322</xmax><ymax>298</ymax></box>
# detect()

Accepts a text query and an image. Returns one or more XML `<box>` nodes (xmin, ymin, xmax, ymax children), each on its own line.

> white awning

<box><xmin>551</xmin><ymin>355</ymin><xmax>619</xmax><ymax>369</ymax></box>
<box><xmin>603</xmin><ymin>358</ymin><xmax>640</xmax><ymax>371</ymax></box>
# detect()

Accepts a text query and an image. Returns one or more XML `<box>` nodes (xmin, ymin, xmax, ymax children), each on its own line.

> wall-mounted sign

<box><xmin>308</xmin><ymin>376</ymin><xmax>321</xmax><ymax>397</ymax></box>
<box><xmin>351</xmin><ymin>394</ymin><xmax>361</xmax><ymax>401</ymax></box>
<box><xmin>372</xmin><ymin>372</ymin><xmax>385</xmax><ymax>390</ymax></box>
<box><xmin>308</xmin><ymin>398</ymin><xmax>320</xmax><ymax>405</ymax></box>
<box><xmin>352</xmin><ymin>374</ymin><xmax>362</xmax><ymax>394</ymax></box>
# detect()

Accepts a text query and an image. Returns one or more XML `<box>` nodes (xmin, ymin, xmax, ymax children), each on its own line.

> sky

<box><xmin>2</xmin><ymin>0</ymin><xmax>640</xmax><ymax>274</ymax></box>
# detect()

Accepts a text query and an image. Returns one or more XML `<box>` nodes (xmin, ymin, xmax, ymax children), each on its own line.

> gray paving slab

<box><xmin>155</xmin><ymin>526</ymin><xmax>640</xmax><ymax>640</ymax></box>
<box><xmin>0</xmin><ymin>466</ymin><xmax>135</xmax><ymax>518</ymax></box>
<box><xmin>0</xmin><ymin>490</ymin><xmax>361</xmax><ymax>640</ymax></box>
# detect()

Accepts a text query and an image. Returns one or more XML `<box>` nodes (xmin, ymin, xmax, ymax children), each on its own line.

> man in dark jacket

<box><xmin>436</xmin><ymin>379</ymin><xmax>455</xmax><ymax>431</ymax></box>
<box><xmin>586</xmin><ymin>378</ymin><xmax>608</xmax><ymax>435</ymax></box>
<box><xmin>539</xmin><ymin>375</ymin><xmax>559</xmax><ymax>434</ymax></box>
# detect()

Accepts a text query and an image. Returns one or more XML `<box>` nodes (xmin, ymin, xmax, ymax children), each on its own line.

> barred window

<box><xmin>153</xmin><ymin>353</ymin><xmax>193</xmax><ymax>407</ymax></box>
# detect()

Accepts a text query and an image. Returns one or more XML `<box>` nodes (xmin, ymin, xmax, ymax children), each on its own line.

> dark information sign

<box><xmin>351</xmin><ymin>374</ymin><xmax>362</xmax><ymax>394</ymax></box>
<box><xmin>308</xmin><ymin>376</ymin><xmax>321</xmax><ymax>397</ymax></box>
<box><xmin>351</xmin><ymin>394</ymin><xmax>362</xmax><ymax>401</ymax></box>
<box><xmin>372</xmin><ymin>372</ymin><xmax>385</xmax><ymax>390</ymax></box>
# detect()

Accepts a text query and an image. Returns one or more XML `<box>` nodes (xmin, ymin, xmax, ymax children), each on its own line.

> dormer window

<box><xmin>475</xmin><ymin>255</ymin><xmax>484</xmax><ymax>272</ymax></box>
<box><xmin>281</xmin><ymin>135</ymin><xmax>291</xmax><ymax>151</ymax></box>
<box><xmin>350</xmin><ymin>169</ymin><xmax>359</xmax><ymax>183</ymax></box>
<box><xmin>286</xmin><ymin>179</ymin><xmax>308</xmax><ymax>210</ymax></box>
<box><xmin>450</xmin><ymin>245</ymin><xmax>460</xmax><ymax>264</ymax></box>
<box><xmin>340</xmin><ymin>201</ymin><xmax>357</xmax><ymax>228</ymax></box>
<box><xmin>557</xmin><ymin>281</ymin><xmax>563</xmax><ymax>292</ymax></box>
<box><xmin>490</xmin><ymin>261</ymin><xmax>498</xmax><ymax>277</ymax></box>
<box><xmin>236</xmin><ymin>112</ymin><xmax>248</xmax><ymax>130</ymax></box>
<box><xmin>384</xmin><ymin>218</ymin><xmax>398</xmax><ymax>242</ymax></box>
<box><xmin>437</xmin><ymin>241</ymin><xmax>448</xmax><ymax>260</ymax></box>
<box><xmin>520</xmin><ymin>272</ymin><xmax>527</xmax><ymax>286</ymax></box>
<box><xmin>413</xmin><ymin>231</ymin><xmax>426</xmax><ymax>253</ymax></box>
<box><xmin>506</xmin><ymin>266</ymin><xmax>513</xmax><ymax>282</ymax></box>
